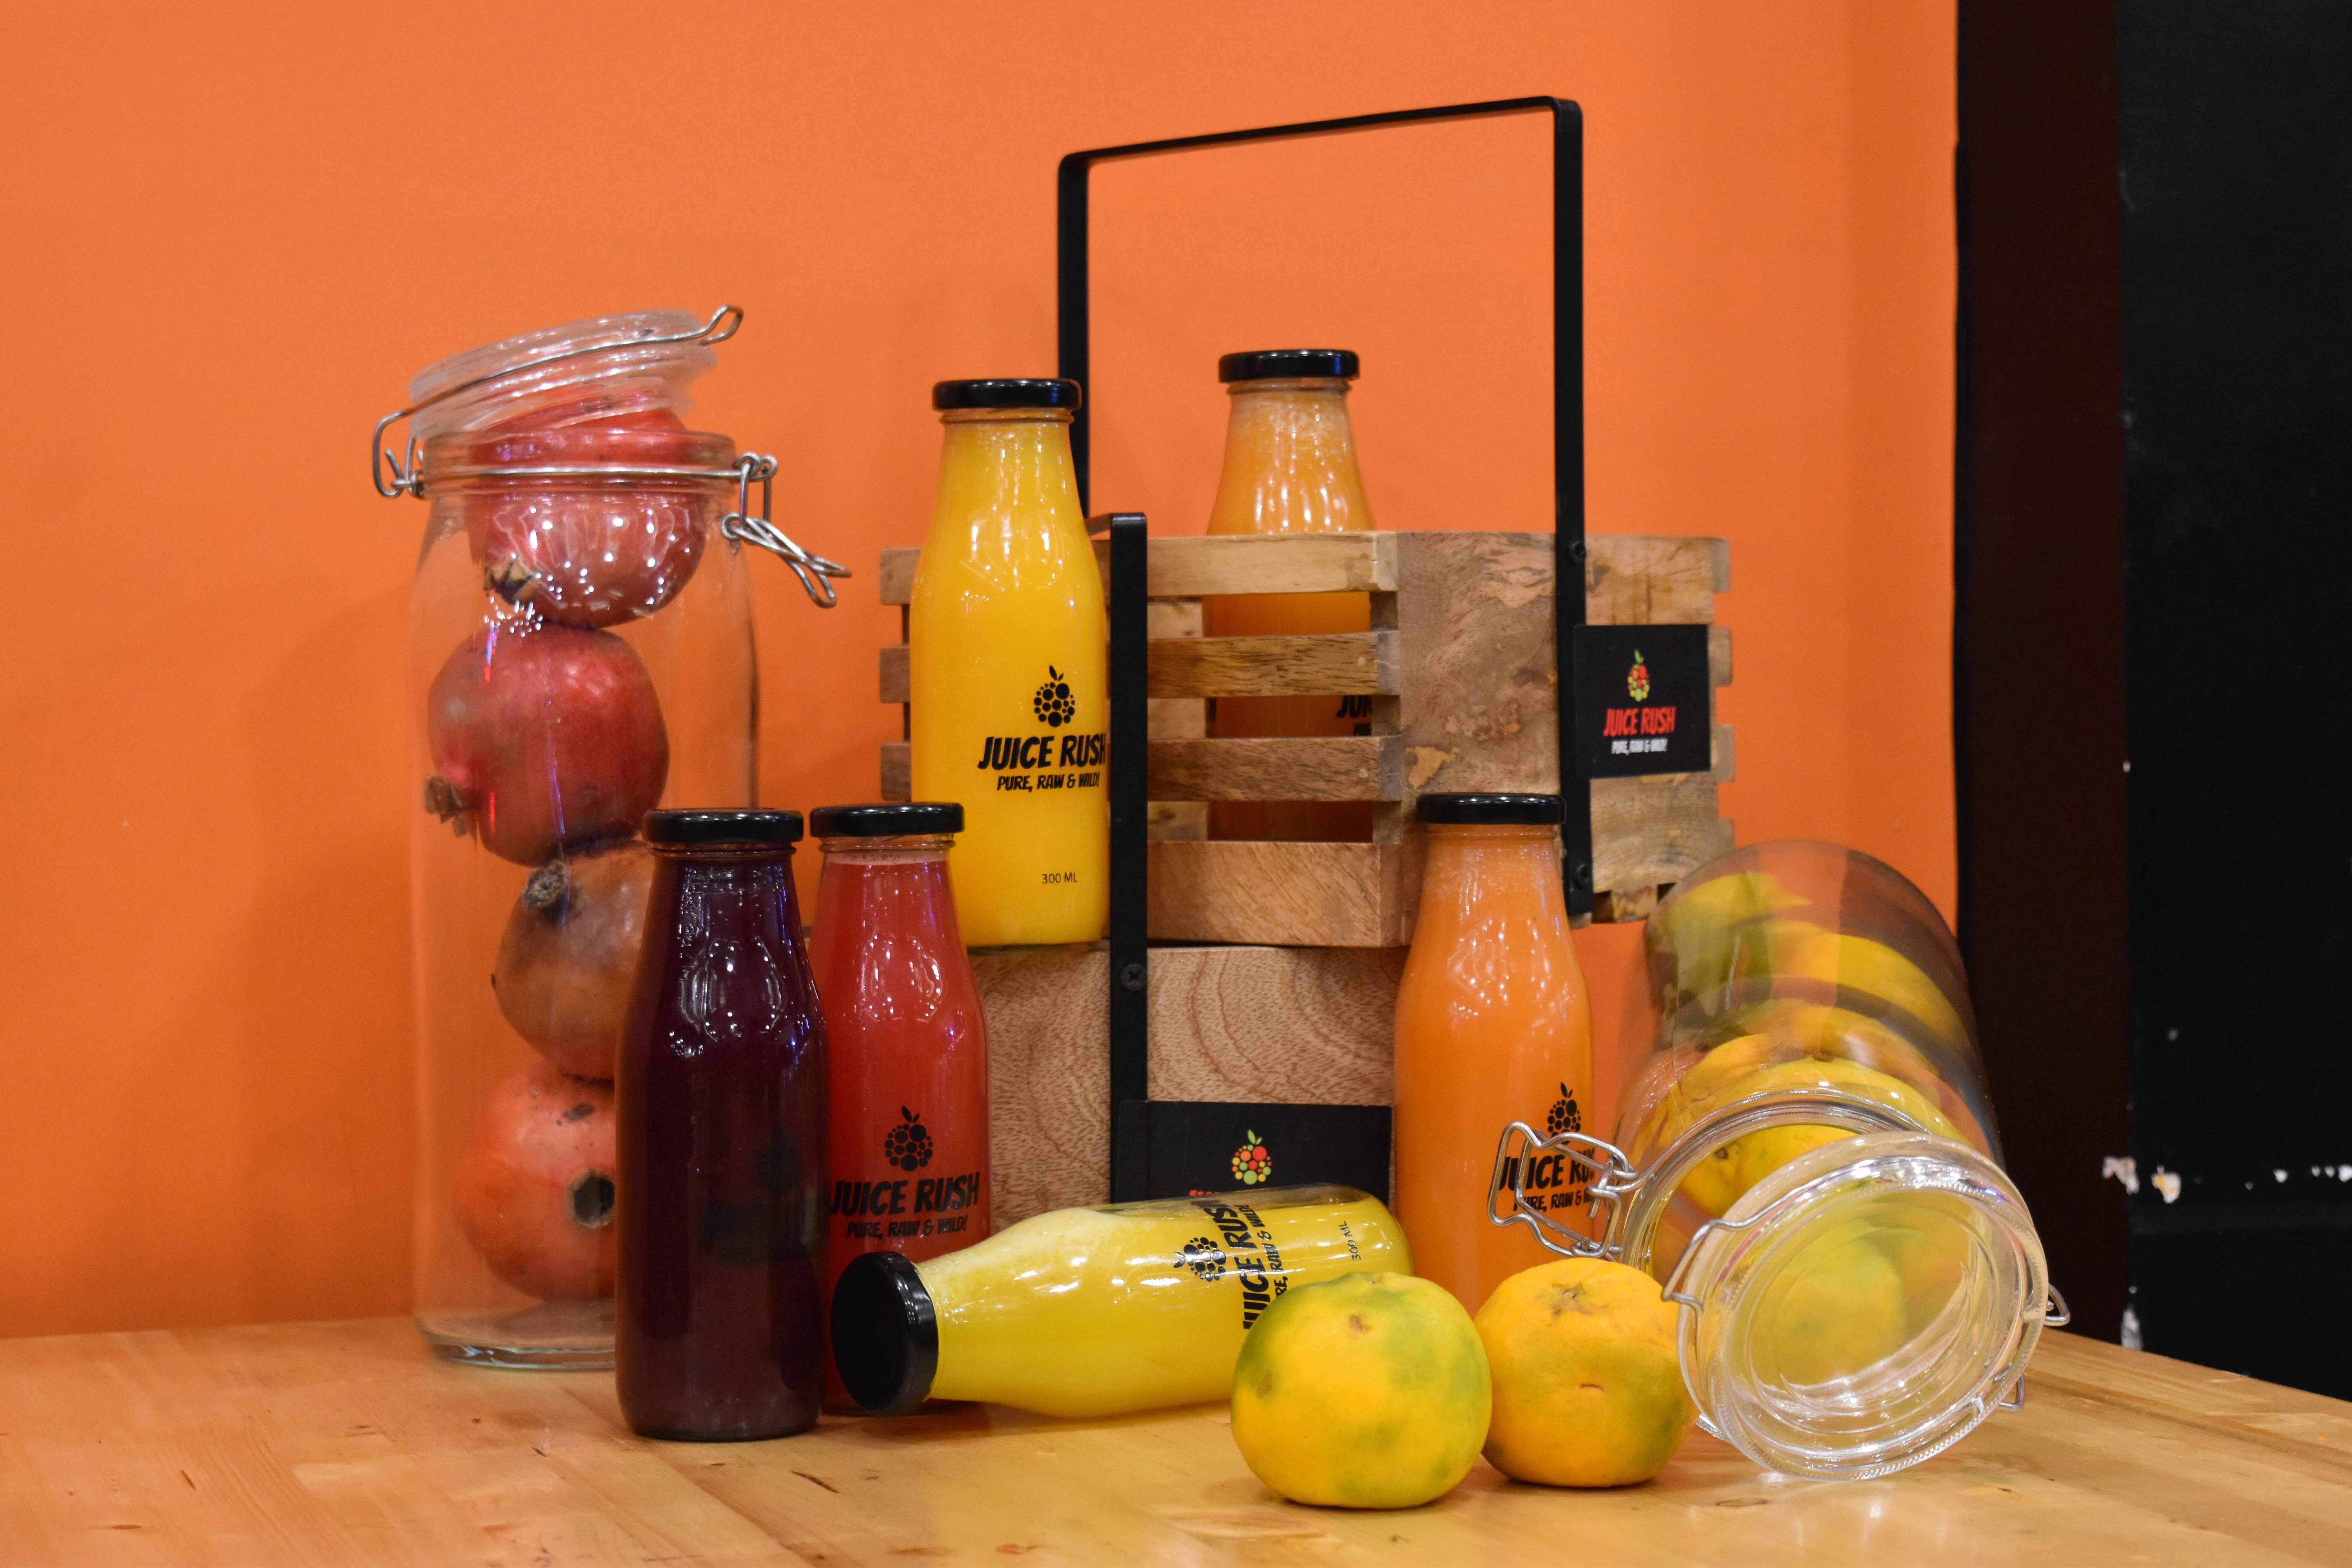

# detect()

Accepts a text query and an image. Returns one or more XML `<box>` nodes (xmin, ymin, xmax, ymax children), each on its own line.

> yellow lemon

<box><xmin>1749</xmin><ymin>1216</ymin><xmax>1910</xmax><ymax>1386</ymax></box>
<box><xmin>1775</xmin><ymin>931</ymin><xmax>1967</xmax><ymax>1046</ymax></box>
<box><xmin>1476</xmin><ymin>1258</ymin><xmax>1694</xmax><ymax>1487</ymax></box>
<box><xmin>1230</xmin><ymin>1272</ymin><xmax>1490</xmax><ymax>1509</ymax></box>
<box><xmin>1663</xmin><ymin>1058</ymin><xmax>1965</xmax><ymax>1218</ymax></box>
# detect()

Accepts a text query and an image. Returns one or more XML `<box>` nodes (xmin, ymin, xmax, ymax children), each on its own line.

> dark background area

<box><xmin>1959</xmin><ymin>0</ymin><xmax>2352</xmax><ymax>1397</ymax></box>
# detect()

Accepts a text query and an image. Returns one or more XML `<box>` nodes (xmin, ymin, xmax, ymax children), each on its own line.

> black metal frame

<box><xmin>1055</xmin><ymin>99</ymin><xmax>1586</xmax><ymax>1195</ymax></box>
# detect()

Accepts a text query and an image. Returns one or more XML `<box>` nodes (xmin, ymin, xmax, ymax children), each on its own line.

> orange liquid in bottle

<box><xmin>1392</xmin><ymin>816</ymin><xmax>1594</xmax><ymax>1312</ymax></box>
<box><xmin>1203</xmin><ymin>360</ymin><xmax>1375</xmax><ymax>842</ymax></box>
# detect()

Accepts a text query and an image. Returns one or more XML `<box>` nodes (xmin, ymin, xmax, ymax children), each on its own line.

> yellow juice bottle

<box><xmin>909</xmin><ymin>379</ymin><xmax>1107</xmax><ymax>947</ymax></box>
<box><xmin>1203</xmin><ymin>350</ymin><xmax>1376</xmax><ymax>843</ymax></box>
<box><xmin>829</xmin><ymin>1185</ymin><xmax>1409</xmax><ymax>1417</ymax></box>
<box><xmin>1393</xmin><ymin>794</ymin><xmax>1595</xmax><ymax>1313</ymax></box>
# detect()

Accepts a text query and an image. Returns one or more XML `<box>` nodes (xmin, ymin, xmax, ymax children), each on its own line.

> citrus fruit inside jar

<box><xmin>372</xmin><ymin>307</ymin><xmax>846</xmax><ymax>1367</ymax></box>
<box><xmin>1492</xmin><ymin>841</ymin><xmax>2064</xmax><ymax>1481</ymax></box>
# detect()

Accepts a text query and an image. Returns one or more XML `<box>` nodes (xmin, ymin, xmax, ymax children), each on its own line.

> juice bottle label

<box><xmin>827</xmin><ymin>1104</ymin><xmax>987</xmax><ymax>1248</ymax></box>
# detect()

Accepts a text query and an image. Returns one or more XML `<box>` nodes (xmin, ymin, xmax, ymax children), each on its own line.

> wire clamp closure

<box><xmin>1487</xmin><ymin>1121</ymin><xmax>1641</xmax><ymax>1261</ymax></box>
<box><xmin>720</xmin><ymin>453</ymin><xmax>851</xmax><ymax>608</ymax></box>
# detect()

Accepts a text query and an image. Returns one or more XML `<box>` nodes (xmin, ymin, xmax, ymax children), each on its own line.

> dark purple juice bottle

<box><xmin>617</xmin><ymin>809</ymin><xmax>827</xmax><ymax>1440</ymax></box>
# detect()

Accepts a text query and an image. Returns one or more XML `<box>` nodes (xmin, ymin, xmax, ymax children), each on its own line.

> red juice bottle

<box><xmin>808</xmin><ymin>802</ymin><xmax>991</xmax><ymax>1405</ymax></box>
<box><xmin>616</xmin><ymin>809</ymin><xmax>827</xmax><ymax>1441</ymax></box>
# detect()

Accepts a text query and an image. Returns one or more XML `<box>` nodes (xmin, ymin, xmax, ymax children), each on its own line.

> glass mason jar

<box><xmin>1492</xmin><ymin>841</ymin><xmax>2065</xmax><ymax>1479</ymax></box>
<box><xmin>371</xmin><ymin>307</ymin><xmax>846</xmax><ymax>1367</ymax></box>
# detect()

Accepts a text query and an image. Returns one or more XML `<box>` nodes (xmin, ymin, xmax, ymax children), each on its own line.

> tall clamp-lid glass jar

<box><xmin>1492</xmin><ymin>840</ymin><xmax>2068</xmax><ymax>1479</ymax></box>
<box><xmin>370</xmin><ymin>306</ymin><xmax>849</xmax><ymax>1367</ymax></box>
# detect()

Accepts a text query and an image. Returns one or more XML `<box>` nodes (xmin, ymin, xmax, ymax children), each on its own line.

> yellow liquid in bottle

<box><xmin>909</xmin><ymin>407</ymin><xmax>1107</xmax><ymax>947</ymax></box>
<box><xmin>1393</xmin><ymin>824</ymin><xmax>1595</xmax><ymax>1312</ymax></box>
<box><xmin>919</xmin><ymin>1186</ymin><xmax>1409</xmax><ymax>1417</ymax></box>
<box><xmin>1203</xmin><ymin>376</ymin><xmax>1375</xmax><ymax>842</ymax></box>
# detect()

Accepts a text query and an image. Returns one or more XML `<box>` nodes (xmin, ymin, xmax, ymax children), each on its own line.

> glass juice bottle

<box><xmin>808</xmin><ymin>801</ymin><xmax>991</xmax><ymax>1406</ymax></box>
<box><xmin>830</xmin><ymin>1186</ymin><xmax>1408</xmax><ymax>1419</ymax></box>
<box><xmin>1203</xmin><ymin>349</ymin><xmax>1376</xmax><ymax>843</ymax></box>
<box><xmin>908</xmin><ymin>379</ymin><xmax>1107</xmax><ymax>946</ymax></box>
<box><xmin>1393</xmin><ymin>793</ymin><xmax>1595</xmax><ymax>1312</ymax></box>
<box><xmin>616</xmin><ymin>810</ymin><xmax>827</xmax><ymax>1441</ymax></box>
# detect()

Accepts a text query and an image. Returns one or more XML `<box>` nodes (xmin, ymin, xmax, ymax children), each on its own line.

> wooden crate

<box><xmin>877</xmin><ymin>531</ymin><xmax>1733</xmax><ymax>942</ymax></box>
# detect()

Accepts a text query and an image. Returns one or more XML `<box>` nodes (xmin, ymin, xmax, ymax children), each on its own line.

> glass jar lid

<box><xmin>1663</xmin><ymin>1131</ymin><xmax>2051</xmax><ymax>1480</ymax></box>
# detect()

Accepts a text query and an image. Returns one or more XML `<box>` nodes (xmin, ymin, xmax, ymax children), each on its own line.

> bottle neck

<box><xmin>1418</xmin><ymin>823</ymin><xmax>1568</xmax><ymax>927</ymax></box>
<box><xmin>1208</xmin><ymin>377</ymin><xmax>1372</xmax><ymax>536</ymax></box>
<box><xmin>933</xmin><ymin>408</ymin><xmax>1083</xmax><ymax>543</ymax></box>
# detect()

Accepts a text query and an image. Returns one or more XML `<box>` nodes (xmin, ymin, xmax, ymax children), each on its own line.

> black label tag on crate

<box><xmin>1571</xmin><ymin>623</ymin><xmax>1711</xmax><ymax>779</ymax></box>
<box><xmin>1114</xmin><ymin>1100</ymin><xmax>1392</xmax><ymax>1205</ymax></box>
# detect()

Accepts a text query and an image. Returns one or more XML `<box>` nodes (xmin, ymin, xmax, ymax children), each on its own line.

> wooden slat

<box><xmin>1147</xmin><ymin>840</ymin><xmax>1401</xmax><ymax>946</ymax></box>
<box><xmin>1712</xmin><ymin>722</ymin><xmax>1736</xmax><ymax>783</ymax></box>
<box><xmin>1147</xmin><ymin>736</ymin><xmax>1402</xmax><ymax>802</ymax></box>
<box><xmin>880</xmin><ymin>643</ymin><xmax>907</xmax><ymax>704</ymax></box>
<box><xmin>879</xmin><ymin>740</ymin><xmax>909</xmax><ymax>801</ymax></box>
<box><xmin>1138</xmin><ymin>533</ymin><xmax>1398</xmax><ymax>596</ymax></box>
<box><xmin>1592</xmin><ymin>771</ymin><xmax>1736</xmax><ymax>893</ymax></box>
<box><xmin>1586</xmin><ymin>534</ymin><xmax>1723</xmax><ymax>624</ymax></box>
<box><xmin>976</xmin><ymin>944</ymin><xmax>1402</xmax><ymax>1226</ymax></box>
<box><xmin>1147</xmin><ymin>631</ymin><xmax>1399</xmax><ymax>699</ymax></box>
<box><xmin>878</xmin><ymin>534</ymin><xmax>1397</xmax><ymax>604</ymax></box>
<box><xmin>1710</xmin><ymin>624</ymin><xmax>1732</xmax><ymax>686</ymax></box>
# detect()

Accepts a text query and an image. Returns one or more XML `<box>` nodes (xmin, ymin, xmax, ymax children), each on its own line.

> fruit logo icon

<box><xmin>1177</xmin><ymin>1236</ymin><xmax>1227</xmax><ymax>1282</ymax></box>
<box><xmin>1230</xmin><ymin>1129</ymin><xmax>1272</xmax><ymax>1186</ymax></box>
<box><xmin>883</xmin><ymin>1106</ymin><xmax>935</xmax><ymax>1172</ymax></box>
<box><xmin>1546</xmin><ymin>1083</ymin><xmax>1582</xmax><ymax>1137</ymax></box>
<box><xmin>1626</xmin><ymin>651</ymin><xmax>1651</xmax><ymax>703</ymax></box>
<box><xmin>1033</xmin><ymin>666</ymin><xmax>1077</xmax><ymax>728</ymax></box>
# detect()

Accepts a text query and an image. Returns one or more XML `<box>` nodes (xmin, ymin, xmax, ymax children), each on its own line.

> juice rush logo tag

<box><xmin>1572</xmin><ymin>624</ymin><xmax>1710</xmax><ymax>780</ymax></box>
<box><xmin>1602</xmin><ymin>645</ymin><xmax>1673</xmax><ymax>756</ymax></box>
<box><xmin>833</xmin><ymin>1107</ymin><xmax>979</xmax><ymax>1241</ymax></box>
<box><xmin>1230</xmin><ymin>1130</ymin><xmax>1271</xmax><ymax>1186</ymax></box>
<box><xmin>1186</xmin><ymin>1199</ymin><xmax>1288</xmax><ymax>1327</ymax></box>
<box><xmin>977</xmin><ymin>665</ymin><xmax>1105</xmax><ymax>794</ymax></box>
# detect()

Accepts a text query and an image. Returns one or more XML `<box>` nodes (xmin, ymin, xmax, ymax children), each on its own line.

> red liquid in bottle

<box><xmin>808</xmin><ymin>804</ymin><xmax>990</xmax><ymax>1408</ymax></box>
<box><xmin>617</xmin><ymin>811</ymin><xmax>827</xmax><ymax>1441</ymax></box>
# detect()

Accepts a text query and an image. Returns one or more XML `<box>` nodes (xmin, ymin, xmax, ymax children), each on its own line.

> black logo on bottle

<box><xmin>883</xmin><ymin>1106</ymin><xmax>935</xmax><ymax>1172</ymax></box>
<box><xmin>1177</xmin><ymin>1236</ymin><xmax>1227</xmax><ymax>1282</ymax></box>
<box><xmin>1033</xmin><ymin>666</ymin><xmax>1077</xmax><ymax>728</ymax></box>
<box><xmin>1546</xmin><ymin>1083</ymin><xmax>1582</xmax><ymax>1136</ymax></box>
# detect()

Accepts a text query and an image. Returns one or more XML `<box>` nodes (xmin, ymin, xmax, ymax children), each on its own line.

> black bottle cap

<box><xmin>831</xmin><ymin>1250</ymin><xmax>940</xmax><ymax>1415</ymax></box>
<box><xmin>1416</xmin><ymin>792</ymin><xmax>1566</xmax><ymax>826</ymax></box>
<box><xmin>641</xmin><ymin>809</ymin><xmax>804</xmax><ymax>846</ymax></box>
<box><xmin>810</xmin><ymin>802</ymin><xmax>964</xmax><ymax>838</ymax></box>
<box><xmin>932</xmin><ymin>378</ymin><xmax>1082</xmax><ymax>411</ymax></box>
<box><xmin>1218</xmin><ymin>348</ymin><xmax>1360</xmax><ymax>383</ymax></box>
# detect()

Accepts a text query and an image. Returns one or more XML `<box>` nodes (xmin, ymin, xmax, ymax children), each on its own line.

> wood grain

<box><xmin>973</xmin><ymin>944</ymin><xmax>1402</xmax><ymax>1225</ymax></box>
<box><xmin>3</xmin><ymin>1323</ymin><xmax>2345</xmax><ymax>1566</ymax></box>
<box><xmin>1592</xmin><ymin>771</ymin><xmax>1737</xmax><ymax>893</ymax></box>
<box><xmin>1147</xmin><ymin>631</ymin><xmax>1400</xmax><ymax>699</ymax></box>
<box><xmin>1147</xmin><ymin>840</ymin><xmax>1402</xmax><ymax>946</ymax></box>
<box><xmin>1147</xmin><ymin>735</ymin><xmax>1403</xmax><ymax>802</ymax></box>
<box><xmin>877</xmin><ymin>533</ymin><xmax>1397</xmax><ymax>604</ymax></box>
<box><xmin>1586</xmin><ymin>534</ymin><xmax>1722</xmax><ymax>624</ymax></box>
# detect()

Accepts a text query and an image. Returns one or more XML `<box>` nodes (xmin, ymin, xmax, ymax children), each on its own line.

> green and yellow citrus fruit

<box><xmin>1476</xmin><ymin>1258</ymin><xmax>1694</xmax><ymax>1488</ymax></box>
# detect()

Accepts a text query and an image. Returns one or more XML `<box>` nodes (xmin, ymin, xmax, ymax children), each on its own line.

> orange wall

<box><xmin>0</xmin><ymin>1</ymin><xmax>1955</xmax><ymax>1336</ymax></box>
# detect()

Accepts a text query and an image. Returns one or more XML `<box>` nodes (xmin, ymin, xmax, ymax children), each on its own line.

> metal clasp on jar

<box><xmin>368</xmin><ymin>303</ymin><xmax>851</xmax><ymax>608</ymax></box>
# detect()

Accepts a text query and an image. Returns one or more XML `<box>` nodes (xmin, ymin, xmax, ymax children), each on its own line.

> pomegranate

<box><xmin>457</xmin><ymin>423</ymin><xmax>714</xmax><ymax>627</ymax></box>
<box><xmin>425</xmin><ymin>621</ymin><xmax>668</xmax><ymax>865</ymax></box>
<box><xmin>452</xmin><ymin>1062</ymin><xmax>617</xmax><ymax>1301</ymax></box>
<box><xmin>492</xmin><ymin>838</ymin><xmax>653</xmax><ymax>1080</ymax></box>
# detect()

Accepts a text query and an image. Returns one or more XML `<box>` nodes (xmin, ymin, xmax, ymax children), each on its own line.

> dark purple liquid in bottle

<box><xmin>617</xmin><ymin>812</ymin><xmax>827</xmax><ymax>1441</ymax></box>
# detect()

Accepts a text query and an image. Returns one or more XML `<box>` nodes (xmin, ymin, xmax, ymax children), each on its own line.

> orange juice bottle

<box><xmin>908</xmin><ymin>379</ymin><xmax>1107</xmax><ymax>947</ymax></box>
<box><xmin>1392</xmin><ymin>793</ymin><xmax>1594</xmax><ymax>1311</ymax></box>
<box><xmin>1203</xmin><ymin>349</ymin><xmax>1375</xmax><ymax>842</ymax></box>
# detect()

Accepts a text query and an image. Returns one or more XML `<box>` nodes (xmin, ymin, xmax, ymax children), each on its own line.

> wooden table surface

<box><xmin>3</xmin><ymin>1319</ymin><xmax>2348</xmax><ymax>1566</ymax></box>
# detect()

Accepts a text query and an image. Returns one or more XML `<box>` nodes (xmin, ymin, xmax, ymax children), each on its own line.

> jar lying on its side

<box><xmin>1492</xmin><ymin>840</ymin><xmax>2065</xmax><ymax>1481</ymax></box>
